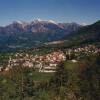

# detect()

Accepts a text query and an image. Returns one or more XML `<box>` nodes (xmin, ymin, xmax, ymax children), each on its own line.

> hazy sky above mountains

<box><xmin>0</xmin><ymin>0</ymin><xmax>100</xmax><ymax>26</ymax></box>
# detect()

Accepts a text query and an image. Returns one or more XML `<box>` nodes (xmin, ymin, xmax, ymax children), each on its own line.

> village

<box><xmin>0</xmin><ymin>45</ymin><xmax>100</xmax><ymax>73</ymax></box>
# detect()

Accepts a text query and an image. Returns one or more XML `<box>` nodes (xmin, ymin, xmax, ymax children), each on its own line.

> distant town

<box><xmin>0</xmin><ymin>45</ymin><xmax>100</xmax><ymax>73</ymax></box>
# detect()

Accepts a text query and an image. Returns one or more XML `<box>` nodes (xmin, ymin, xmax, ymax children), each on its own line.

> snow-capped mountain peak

<box><xmin>32</xmin><ymin>19</ymin><xmax>57</xmax><ymax>25</ymax></box>
<box><xmin>48</xmin><ymin>20</ymin><xmax>57</xmax><ymax>24</ymax></box>
<box><xmin>13</xmin><ymin>21</ymin><xmax>24</xmax><ymax>24</ymax></box>
<box><xmin>0</xmin><ymin>19</ymin><xmax>81</xmax><ymax>33</ymax></box>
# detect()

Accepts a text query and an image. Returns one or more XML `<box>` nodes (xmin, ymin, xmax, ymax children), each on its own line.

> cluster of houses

<box><xmin>0</xmin><ymin>45</ymin><xmax>100</xmax><ymax>72</ymax></box>
<box><xmin>65</xmin><ymin>45</ymin><xmax>100</xmax><ymax>59</ymax></box>
<box><xmin>2</xmin><ymin>50</ymin><xmax>66</xmax><ymax>72</ymax></box>
<box><xmin>73</xmin><ymin>45</ymin><xmax>100</xmax><ymax>54</ymax></box>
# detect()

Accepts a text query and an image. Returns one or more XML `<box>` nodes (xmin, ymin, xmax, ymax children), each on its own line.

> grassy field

<box><xmin>28</xmin><ymin>71</ymin><xmax>54</xmax><ymax>81</ymax></box>
<box><xmin>64</xmin><ymin>60</ymin><xmax>79</xmax><ymax>71</ymax></box>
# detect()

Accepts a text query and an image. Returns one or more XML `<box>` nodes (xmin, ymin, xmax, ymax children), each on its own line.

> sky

<box><xmin>0</xmin><ymin>0</ymin><xmax>100</xmax><ymax>26</ymax></box>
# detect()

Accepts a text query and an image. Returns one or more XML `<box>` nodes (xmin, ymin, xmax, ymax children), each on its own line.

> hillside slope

<box><xmin>63</xmin><ymin>20</ymin><xmax>100</xmax><ymax>47</ymax></box>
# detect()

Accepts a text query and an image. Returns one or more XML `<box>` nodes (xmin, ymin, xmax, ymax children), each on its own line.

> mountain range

<box><xmin>0</xmin><ymin>19</ymin><xmax>81</xmax><ymax>51</ymax></box>
<box><xmin>46</xmin><ymin>20</ymin><xmax>100</xmax><ymax>48</ymax></box>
